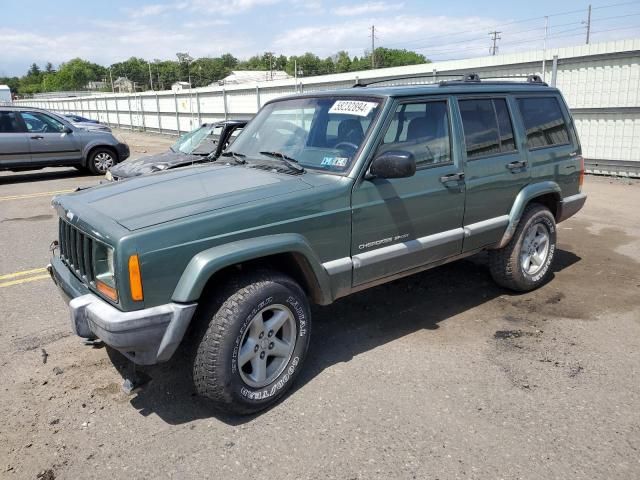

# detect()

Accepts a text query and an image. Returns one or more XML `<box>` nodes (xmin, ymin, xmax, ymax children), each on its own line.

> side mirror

<box><xmin>367</xmin><ymin>150</ymin><xmax>416</xmax><ymax>179</ymax></box>
<box><xmin>62</xmin><ymin>126</ymin><xmax>73</xmax><ymax>134</ymax></box>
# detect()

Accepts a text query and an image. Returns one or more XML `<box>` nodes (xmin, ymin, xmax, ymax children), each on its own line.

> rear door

<box><xmin>19</xmin><ymin>111</ymin><xmax>82</xmax><ymax>165</ymax></box>
<box><xmin>0</xmin><ymin>111</ymin><xmax>31</xmax><ymax>168</ymax></box>
<box><xmin>350</xmin><ymin>97</ymin><xmax>466</xmax><ymax>286</ymax></box>
<box><xmin>515</xmin><ymin>95</ymin><xmax>579</xmax><ymax>197</ymax></box>
<box><xmin>456</xmin><ymin>96</ymin><xmax>530</xmax><ymax>251</ymax></box>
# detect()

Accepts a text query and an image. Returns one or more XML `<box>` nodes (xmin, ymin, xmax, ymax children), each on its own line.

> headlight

<box><xmin>93</xmin><ymin>243</ymin><xmax>117</xmax><ymax>301</ymax></box>
<box><xmin>105</xmin><ymin>170</ymin><xmax>113</xmax><ymax>181</ymax></box>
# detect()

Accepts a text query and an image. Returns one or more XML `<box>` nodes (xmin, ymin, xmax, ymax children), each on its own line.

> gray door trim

<box><xmin>463</xmin><ymin>215</ymin><xmax>509</xmax><ymax>237</ymax></box>
<box><xmin>352</xmin><ymin>227</ymin><xmax>464</xmax><ymax>269</ymax></box>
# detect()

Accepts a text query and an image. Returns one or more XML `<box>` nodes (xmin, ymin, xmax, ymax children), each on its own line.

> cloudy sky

<box><xmin>1</xmin><ymin>0</ymin><xmax>639</xmax><ymax>76</ymax></box>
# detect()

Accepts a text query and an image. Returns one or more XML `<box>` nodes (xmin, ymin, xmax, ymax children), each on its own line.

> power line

<box><xmin>381</xmin><ymin>0</ymin><xmax>640</xmax><ymax>50</ymax></box>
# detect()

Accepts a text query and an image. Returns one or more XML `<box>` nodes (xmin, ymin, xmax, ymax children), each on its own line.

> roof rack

<box><xmin>353</xmin><ymin>72</ymin><xmax>458</xmax><ymax>88</ymax></box>
<box><xmin>352</xmin><ymin>72</ymin><xmax>548</xmax><ymax>88</ymax></box>
<box><xmin>438</xmin><ymin>73</ymin><xmax>547</xmax><ymax>86</ymax></box>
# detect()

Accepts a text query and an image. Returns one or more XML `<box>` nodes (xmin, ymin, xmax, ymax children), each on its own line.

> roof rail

<box><xmin>353</xmin><ymin>72</ymin><xmax>548</xmax><ymax>88</ymax></box>
<box><xmin>353</xmin><ymin>73</ymin><xmax>463</xmax><ymax>88</ymax></box>
<box><xmin>439</xmin><ymin>73</ymin><xmax>548</xmax><ymax>86</ymax></box>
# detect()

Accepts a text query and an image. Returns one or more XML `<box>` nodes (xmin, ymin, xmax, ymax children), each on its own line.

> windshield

<box><xmin>228</xmin><ymin>96</ymin><xmax>382</xmax><ymax>173</ymax></box>
<box><xmin>172</xmin><ymin>125</ymin><xmax>223</xmax><ymax>154</ymax></box>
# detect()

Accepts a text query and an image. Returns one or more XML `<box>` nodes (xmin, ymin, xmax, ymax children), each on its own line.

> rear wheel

<box><xmin>87</xmin><ymin>148</ymin><xmax>116</xmax><ymax>175</ymax></box>
<box><xmin>192</xmin><ymin>271</ymin><xmax>311</xmax><ymax>415</ymax></box>
<box><xmin>489</xmin><ymin>204</ymin><xmax>557</xmax><ymax>292</ymax></box>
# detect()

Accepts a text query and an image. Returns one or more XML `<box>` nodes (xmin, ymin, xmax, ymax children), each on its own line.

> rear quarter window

<box><xmin>517</xmin><ymin>97</ymin><xmax>571</xmax><ymax>149</ymax></box>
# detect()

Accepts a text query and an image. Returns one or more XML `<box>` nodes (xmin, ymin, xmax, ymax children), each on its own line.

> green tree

<box><xmin>333</xmin><ymin>51</ymin><xmax>352</xmax><ymax>73</ymax></box>
<box><xmin>52</xmin><ymin>58</ymin><xmax>106</xmax><ymax>91</ymax></box>
<box><xmin>373</xmin><ymin>48</ymin><xmax>427</xmax><ymax>68</ymax></box>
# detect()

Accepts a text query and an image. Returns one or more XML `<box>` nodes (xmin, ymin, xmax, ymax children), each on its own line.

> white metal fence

<box><xmin>16</xmin><ymin>38</ymin><xmax>640</xmax><ymax>176</ymax></box>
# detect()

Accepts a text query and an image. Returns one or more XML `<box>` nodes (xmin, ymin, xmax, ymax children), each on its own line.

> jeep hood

<box><xmin>109</xmin><ymin>150</ymin><xmax>207</xmax><ymax>179</ymax></box>
<box><xmin>70</xmin><ymin>164</ymin><xmax>313</xmax><ymax>230</ymax></box>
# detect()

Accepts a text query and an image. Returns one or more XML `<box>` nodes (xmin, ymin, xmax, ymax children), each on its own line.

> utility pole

<box><xmin>148</xmin><ymin>62</ymin><xmax>153</xmax><ymax>91</ymax></box>
<box><xmin>109</xmin><ymin>68</ymin><xmax>114</xmax><ymax>93</ymax></box>
<box><xmin>489</xmin><ymin>31</ymin><xmax>501</xmax><ymax>56</ymax></box>
<box><xmin>585</xmin><ymin>4</ymin><xmax>592</xmax><ymax>44</ymax></box>
<box><xmin>370</xmin><ymin>25</ymin><xmax>376</xmax><ymax>68</ymax></box>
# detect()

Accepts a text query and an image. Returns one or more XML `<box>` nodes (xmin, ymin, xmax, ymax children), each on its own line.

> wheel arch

<box><xmin>171</xmin><ymin>234</ymin><xmax>334</xmax><ymax>306</ymax></box>
<box><xmin>83</xmin><ymin>144</ymin><xmax>118</xmax><ymax>167</ymax></box>
<box><xmin>496</xmin><ymin>181</ymin><xmax>562</xmax><ymax>249</ymax></box>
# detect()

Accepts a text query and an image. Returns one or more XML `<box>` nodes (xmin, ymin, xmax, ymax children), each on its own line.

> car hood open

<box><xmin>68</xmin><ymin>163</ymin><xmax>312</xmax><ymax>230</ymax></box>
<box><xmin>108</xmin><ymin>150</ymin><xmax>207</xmax><ymax>179</ymax></box>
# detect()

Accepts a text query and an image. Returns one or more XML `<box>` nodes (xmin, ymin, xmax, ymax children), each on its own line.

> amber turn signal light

<box><xmin>128</xmin><ymin>254</ymin><xmax>144</xmax><ymax>301</ymax></box>
<box><xmin>96</xmin><ymin>280</ymin><xmax>118</xmax><ymax>302</ymax></box>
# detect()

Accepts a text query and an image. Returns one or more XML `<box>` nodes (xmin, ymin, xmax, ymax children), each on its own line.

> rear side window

<box><xmin>459</xmin><ymin>98</ymin><xmax>517</xmax><ymax>159</ymax></box>
<box><xmin>0</xmin><ymin>112</ymin><xmax>22</xmax><ymax>133</ymax></box>
<box><xmin>517</xmin><ymin>97</ymin><xmax>570</xmax><ymax>149</ymax></box>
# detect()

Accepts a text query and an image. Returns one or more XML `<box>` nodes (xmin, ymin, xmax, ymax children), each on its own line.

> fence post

<box><xmin>174</xmin><ymin>92</ymin><xmax>180</xmax><ymax>135</ymax></box>
<box><xmin>223</xmin><ymin>89</ymin><xmax>228</xmax><ymax>121</ymax></box>
<box><xmin>256</xmin><ymin>85</ymin><xmax>261</xmax><ymax>110</ymax></box>
<box><xmin>127</xmin><ymin>96</ymin><xmax>133</xmax><ymax>131</ymax></box>
<box><xmin>140</xmin><ymin>94</ymin><xmax>146</xmax><ymax>131</ymax></box>
<box><xmin>196</xmin><ymin>91</ymin><xmax>201</xmax><ymax>125</ymax></box>
<box><xmin>156</xmin><ymin>92</ymin><xmax>162</xmax><ymax>134</ymax></box>
<box><xmin>115</xmin><ymin>95</ymin><xmax>121</xmax><ymax>128</ymax></box>
<box><xmin>551</xmin><ymin>55</ymin><xmax>559</xmax><ymax>87</ymax></box>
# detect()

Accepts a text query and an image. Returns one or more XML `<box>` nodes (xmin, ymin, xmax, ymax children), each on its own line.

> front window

<box><xmin>172</xmin><ymin>125</ymin><xmax>224</xmax><ymax>155</ymax></box>
<box><xmin>229</xmin><ymin>96</ymin><xmax>382</xmax><ymax>173</ymax></box>
<box><xmin>20</xmin><ymin>112</ymin><xmax>65</xmax><ymax>133</ymax></box>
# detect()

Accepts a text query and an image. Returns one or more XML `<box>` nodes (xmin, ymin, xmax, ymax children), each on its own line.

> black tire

<box><xmin>489</xmin><ymin>203</ymin><xmax>557</xmax><ymax>292</ymax></box>
<box><xmin>192</xmin><ymin>271</ymin><xmax>311</xmax><ymax>415</ymax></box>
<box><xmin>87</xmin><ymin>148</ymin><xmax>117</xmax><ymax>175</ymax></box>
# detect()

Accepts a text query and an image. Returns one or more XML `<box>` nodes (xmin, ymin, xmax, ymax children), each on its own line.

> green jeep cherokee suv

<box><xmin>48</xmin><ymin>74</ymin><xmax>586</xmax><ymax>414</ymax></box>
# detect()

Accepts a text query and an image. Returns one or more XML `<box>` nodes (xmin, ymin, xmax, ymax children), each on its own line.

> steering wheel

<box><xmin>334</xmin><ymin>141</ymin><xmax>359</xmax><ymax>153</ymax></box>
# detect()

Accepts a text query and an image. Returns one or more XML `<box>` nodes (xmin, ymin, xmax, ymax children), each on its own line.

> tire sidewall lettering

<box><xmin>522</xmin><ymin>214</ymin><xmax>556</xmax><ymax>283</ymax></box>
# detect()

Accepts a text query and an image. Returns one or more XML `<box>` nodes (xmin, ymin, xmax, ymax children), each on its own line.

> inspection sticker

<box><xmin>321</xmin><ymin>156</ymin><xmax>350</xmax><ymax>167</ymax></box>
<box><xmin>329</xmin><ymin>100</ymin><xmax>377</xmax><ymax>117</ymax></box>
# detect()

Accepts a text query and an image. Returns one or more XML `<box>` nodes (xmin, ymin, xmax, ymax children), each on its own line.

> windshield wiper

<box><xmin>259</xmin><ymin>151</ymin><xmax>305</xmax><ymax>173</ymax></box>
<box><xmin>220</xmin><ymin>150</ymin><xmax>247</xmax><ymax>164</ymax></box>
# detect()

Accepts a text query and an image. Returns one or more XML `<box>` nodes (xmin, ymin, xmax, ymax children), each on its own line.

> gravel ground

<box><xmin>1</xmin><ymin>130</ymin><xmax>639</xmax><ymax>479</ymax></box>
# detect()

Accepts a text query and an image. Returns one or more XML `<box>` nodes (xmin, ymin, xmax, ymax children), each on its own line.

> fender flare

<box><xmin>81</xmin><ymin>141</ymin><xmax>117</xmax><ymax>164</ymax></box>
<box><xmin>496</xmin><ymin>181</ymin><xmax>562</xmax><ymax>248</ymax></box>
<box><xmin>171</xmin><ymin>233</ymin><xmax>334</xmax><ymax>305</ymax></box>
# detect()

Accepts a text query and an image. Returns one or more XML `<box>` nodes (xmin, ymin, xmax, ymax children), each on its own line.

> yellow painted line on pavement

<box><xmin>0</xmin><ymin>267</ymin><xmax>48</xmax><ymax>281</ymax></box>
<box><xmin>0</xmin><ymin>274</ymin><xmax>51</xmax><ymax>288</ymax></box>
<box><xmin>0</xmin><ymin>189</ymin><xmax>73</xmax><ymax>202</ymax></box>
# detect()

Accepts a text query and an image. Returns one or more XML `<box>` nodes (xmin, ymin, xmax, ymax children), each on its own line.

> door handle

<box><xmin>507</xmin><ymin>160</ymin><xmax>527</xmax><ymax>170</ymax></box>
<box><xmin>30</xmin><ymin>135</ymin><xmax>44</xmax><ymax>140</ymax></box>
<box><xmin>440</xmin><ymin>172</ymin><xmax>465</xmax><ymax>183</ymax></box>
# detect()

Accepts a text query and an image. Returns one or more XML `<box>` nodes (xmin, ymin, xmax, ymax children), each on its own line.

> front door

<box><xmin>351</xmin><ymin>98</ymin><xmax>466</xmax><ymax>286</ymax></box>
<box><xmin>0</xmin><ymin>111</ymin><xmax>31</xmax><ymax>168</ymax></box>
<box><xmin>19</xmin><ymin>111</ymin><xmax>82</xmax><ymax>165</ymax></box>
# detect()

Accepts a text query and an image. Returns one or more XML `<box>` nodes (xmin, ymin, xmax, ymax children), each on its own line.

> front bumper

<box><xmin>48</xmin><ymin>255</ymin><xmax>197</xmax><ymax>365</ymax></box>
<box><xmin>115</xmin><ymin>142</ymin><xmax>130</xmax><ymax>162</ymax></box>
<box><xmin>557</xmin><ymin>192</ymin><xmax>587</xmax><ymax>223</ymax></box>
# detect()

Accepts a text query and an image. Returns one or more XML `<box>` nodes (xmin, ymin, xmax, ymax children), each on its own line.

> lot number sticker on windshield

<box><xmin>329</xmin><ymin>100</ymin><xmax>377</xmax><ymax>117</ymax></box>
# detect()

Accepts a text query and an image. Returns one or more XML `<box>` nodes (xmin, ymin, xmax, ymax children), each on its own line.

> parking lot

<box><xmin>1</xmin><ymin>129</ymin><xmax>639</xmax><ymax>479</ymax></box>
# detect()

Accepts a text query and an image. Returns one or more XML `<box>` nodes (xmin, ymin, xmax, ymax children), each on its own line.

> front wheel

<box><xmin>87</xmin><ymin>148</ymin><xmax>116</xmax><ymax>175</ymax></box>
<box><xmin>489</xmin><ymin>204</ymin><xmax>557</xmax><ymax>292</ymax></box>
<box><xmin>192</xmin><ymin>272</ymin><xmax>311</xmax><ymax>415</ymax></box>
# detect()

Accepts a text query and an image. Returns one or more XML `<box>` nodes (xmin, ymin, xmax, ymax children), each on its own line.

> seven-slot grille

<box><xmin>58</xmin><ymin>218</ymin><xmax>95</xmax><ymax>284</ymax></box>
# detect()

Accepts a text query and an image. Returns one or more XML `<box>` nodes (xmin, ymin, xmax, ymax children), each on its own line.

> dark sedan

<box><xmin>106</xmin><ymin>119</ymin><xmax>247</xmax><ymax>181</ymax></box>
